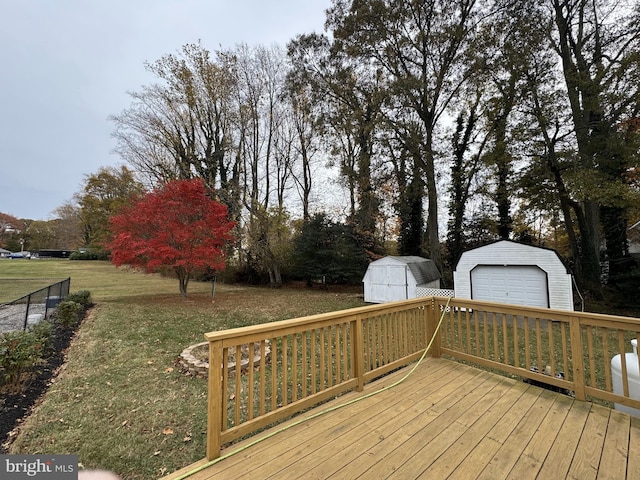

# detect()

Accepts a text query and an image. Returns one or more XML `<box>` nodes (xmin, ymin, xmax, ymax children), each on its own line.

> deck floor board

<box><xmin>163</xmin><ymin>358</ymin><xmax>640</xmax><ymax>480</ymax></box>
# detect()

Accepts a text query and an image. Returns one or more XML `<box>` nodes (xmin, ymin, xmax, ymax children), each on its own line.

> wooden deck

<box><xmin>165</xmin><ymin>358</ymin><xmax>640</xmax><ymax>480</ymax></box>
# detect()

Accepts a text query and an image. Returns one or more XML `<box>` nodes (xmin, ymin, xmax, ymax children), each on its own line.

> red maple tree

<box><xmin>106</xmin><ymin>179</ymin><xmax>235</xmax><ymax>297</ymax></box>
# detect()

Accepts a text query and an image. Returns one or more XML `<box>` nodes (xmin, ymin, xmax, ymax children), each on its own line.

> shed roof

<box><xmin>384</xmin><ymin>256</ymin><xmax>441</xmax><ymax>284</ymax></box>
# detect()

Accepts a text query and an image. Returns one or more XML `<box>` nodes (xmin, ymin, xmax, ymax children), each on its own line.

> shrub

<box><xmin>65</xmin><ymin>290</ymin><xmax>92</xmax><ymax>307</ymax></box>
<box><xmin>54</xmin><ymin>301</ymin><xmax>84</xmax><ymax>328</ymax></box>
<box><xmin>0</xmin><ymin>329</ymin><xmax>46</xmax><ymax>391</ymax></box>
<box><xmin>69</xmin><ymin>250</ymin><xmax>110</xmax><ymax>261</ymax></box>
<box><xmin>29</xmin><ymin>320</ymin><xmax>54</xmax><ymax>357</ymax></box>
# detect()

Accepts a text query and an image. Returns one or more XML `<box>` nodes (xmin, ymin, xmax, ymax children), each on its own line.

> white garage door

<box><xmin>471</xmin><ymin>265</ymin><xmax>548</xmax><ymax>308</ymax></box>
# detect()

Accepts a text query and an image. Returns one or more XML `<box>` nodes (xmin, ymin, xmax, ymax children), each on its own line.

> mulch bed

<box><xmin>0</xmin><ymin>316</ymin><xmax>84</xmax><ymax>452</ymax></box>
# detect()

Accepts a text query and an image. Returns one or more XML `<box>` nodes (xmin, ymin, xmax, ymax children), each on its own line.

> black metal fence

<box><xmin>0</xmin><ymin>278</ymin><xmax>70</xmax><ymax>332</ymax></box>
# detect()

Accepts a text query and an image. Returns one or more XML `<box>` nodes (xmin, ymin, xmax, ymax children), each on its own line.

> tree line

<box><xmin>4</xmin><ymin>0</ymin><xmax>639</xmax><ymax>296</ymax></box>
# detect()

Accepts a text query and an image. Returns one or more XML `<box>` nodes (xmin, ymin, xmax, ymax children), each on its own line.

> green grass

<box><xmin>1</xmin><ymin>260</ymin><xmax>366</xmax><ymax>479</ymax></box>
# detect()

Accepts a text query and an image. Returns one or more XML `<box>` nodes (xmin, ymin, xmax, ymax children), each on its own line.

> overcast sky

<box><xmin>0</xmin><ymin>0</ymin><xmax>331</xmax><ymax>221</ymax></box>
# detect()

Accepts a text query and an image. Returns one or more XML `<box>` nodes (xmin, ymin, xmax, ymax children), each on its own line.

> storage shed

<box><xmin>363</xmin><ymin>256</ymin><xmax>441</xmax><ymax>303</ymax></box>
<box><xmin>453</xmin><ymin>240</ymin><xmax>574</xmax><ymax>310</ymax></box>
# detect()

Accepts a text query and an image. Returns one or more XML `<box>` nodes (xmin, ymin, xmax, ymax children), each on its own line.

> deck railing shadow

<box><xmin>204</xmin><ymin>296</ymin><xmax>640</xmax><ymax>460</ymax></box>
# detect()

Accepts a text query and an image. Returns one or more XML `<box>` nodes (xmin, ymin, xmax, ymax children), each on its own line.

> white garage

<box><xmin>454</xmin><ymin>240</ymin><xmax>574</xmax><ymax>310</ymax></box>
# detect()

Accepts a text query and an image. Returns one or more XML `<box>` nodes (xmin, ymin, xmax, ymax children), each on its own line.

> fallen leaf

<box><xmin>162</xmin><ymin>428</ymin><xmax>174</xmax><ymax>435</ymax></box>
<box><xmin>229</xmin><ymin>394</ymin><xmax>235</xmax><ymax>400</ymax></box>
<box><xmin>165</xmin><ymin>367</ymin><xmax>174</xmax><ymax>373</ymax></box>
<box><xmin>147</xmin><ymin>360</ymin><xmax>154</xmax><ymax>365</ymax></box>
<box><xmin>183</xmin><ymin>436</ymin><xmax>192</xmax><ymax>442</ymax></box>
<box><xmin>153</xmin><ymin>451</ymin><xmax>161</xmax><ymax>456</ymax></box>
<box><xmin>121</xmin><ymin>420</ymin><xmax>128</xmax><ymax>427</ymax></box>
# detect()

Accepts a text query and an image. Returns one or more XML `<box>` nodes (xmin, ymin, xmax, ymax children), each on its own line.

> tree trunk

<box><xmin>424</xmin><ymin>146</ymin><xmax>442</xmax><ymax>273</ymax></box>
<box><xmin>176</xmin><ymin>267</ymin><xmax>190</xmax><ymax>298</ymax></box>
<box><xmin>578</xmin><ymin>201</ymin><xmax>603</xmax><ymax>294</ymax></box>
<box><xmin>270</xmin><ymin>263</ymin><xmax>283</xmax><ymax>288</ymax></box>
<box><xmin>398</xmin><ymin>169</ymin><xmax>424</xmax><ymax>257</ymax></box>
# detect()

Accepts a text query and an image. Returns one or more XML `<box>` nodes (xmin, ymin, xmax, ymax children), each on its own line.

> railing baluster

<box><xmin>234</xmin><ymin>345</ymin><xmax>241</xmax><ymax>426</ymax></box>
<box><xmin>483</xmin><ymin>311</ymin><xmax>490</xmax><ymax>360</ymax></box>
<box><xmin>618</xmin><ymin>330</ymin><xmax>629</xmax><ymax>398</ymax></box>
<box><xmin>353</xmin><ymin>316</ymin><xmax>364</xmax><ymax>392</ymax></box>
<box><xmin>602</xmin><ymin>329</ymin><xmax>611</xmax><ymax>392</ymax></box>
<box><xmin>292</xmin><ymin>335</ymin><xmax>298</xmax><ymax>403</ymax></box>
<box><xmin>535</xmin><ymin>318</ymin><xmax>543</xmax><ymax>371</ymax></box>
<box><xmin>502</xmin><ymin>313</ymin><xmax>509</xmax><ymax>365</ymax></box>
<box><xmin>260</xmin><ymin>340</ymin><xmax>266</xmax><ymax>416</ymax></box>
<box><xmin>465</xmin><ymin>308</ymin><xmax>471</xmax><ymax>355</ymax></box>
<box><xmin>248</xmin><ymin>342</ymin><xmax>255</xmax><ymax>421</ymax></box>
<box><xmin>310</xmin><ymin>330</ymin><xmax>316</xmax><ymax>395</ymax></box>
<box><xmin>474</xmin><ymin>309</ymin><xmax>480</xmax><ymax>357</ymax></box>
<box><xmin>343</xmin><ymin>323</ymin><xmax>348</xmax><ymax>381</ymax></box>
<box><xmin>586</xmin><ymin>326</ymin><xmax>596</xmax><ymax>387</ymax></box>
<box><xmin>282</xmin><ymin>336</ymin><xmax>289</xmax><ymax>406</ymax></box>
<box><xmin>301</xmin><ymin>332</ymin><xmax>308</xmax><ymax>399</ymax></box>
<box><xmin>271</xmin><ymin>341</ymin><xmax>278</xmax><ymax>410</ymax></box>
<box><xmin>569</xmin><ymin>316</ymin><xmax>586</xmax><ymax>401</ymax></box>
<box><xmin>318</xmin><ymin>328</ymin><xmax>326</xmax><ymax>390</ymax></box>
<box><xmin>513</xmin><ymin>315</ymin><xmax>520</xmax><ymax>368</ymax></box>
<box><xmin>334</xmin><ymin>327</ymin><xmax>340</xmax><ymax>386</ymax></box>
<box><xmin>222</xmin><ymin>347</ymin><xmax>228</xmax><ymax>429</ymax></box>
<box><xmin>455</xmin><ymin>307</ymin><xmax>461</xmax><ymax>351</ymax></box>
<box><xmin>561</xmin><ymin>322</ymin><xmax>569</xmax><ymax>380</ymax></box>
<box><xmin>524</xmin><ymin>316</ymin><xmax>531</xmax><ymax>370</ymax></box>
<box><xmin>548</xmin><ymin>319</ymin><xmax>556</xmax><ymax>376</ymax></box>
<box><xmin>493</xmin><ymin>313</ymin><xmax>500</xmax><ymax>363</ymax></box>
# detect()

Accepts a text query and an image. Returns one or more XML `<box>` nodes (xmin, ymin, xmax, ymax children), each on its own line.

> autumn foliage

<box><xmin>107</xmin><ymin>179</ymin><xmax>235</xmax><ymax>297</ymax></box>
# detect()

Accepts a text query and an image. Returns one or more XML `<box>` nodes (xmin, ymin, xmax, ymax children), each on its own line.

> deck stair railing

<box><xmin>204</xmin><ymin>296</ymin><xmax>640</xmax><ymax>460</ymax></box>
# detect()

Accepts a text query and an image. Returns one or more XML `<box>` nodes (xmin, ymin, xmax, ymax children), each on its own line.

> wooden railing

<box><xmin>204</xmin><ymin>297</ymin><xmax>438</xmax><ymax>459</ymax></box>
<box><xmin>435</xmin><ymin>297</ymin><xmax>640</xmax><ymax>411</ymax></box>
<box><xmin>204</xmin><ymin>296</ymin><xmax>640</xmax><ymax>460</ymax></box>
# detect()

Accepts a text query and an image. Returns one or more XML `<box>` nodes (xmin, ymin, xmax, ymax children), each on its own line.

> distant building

<box><xmin>363</xmin><ymin>256</ymin><xmax>441</xmax><ymax>303</ymax></box>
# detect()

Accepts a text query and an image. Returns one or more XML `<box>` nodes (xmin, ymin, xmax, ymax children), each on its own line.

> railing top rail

<box><xmin>0</xmin><ymin>277</ymin><xmax>71</xmax><ymax>306</ymax></box>
<box><xmin>204</xmin><ymin>295</ymin><xmax>640</xmax><ymax>343</ymax></box>
<box><xmin>446</xmin><ymin>297</ymin><xmax>640</xmax><ymax>326</ymax></box>
<box><xmin>204</xmin><ymin>296</ymin><xmax>432</xmax><ymax>342</ymax></box>
<box><xmin>0</xmin><ymin>277</ymin><xmax>69</xmax><ymax>281</ymax></box>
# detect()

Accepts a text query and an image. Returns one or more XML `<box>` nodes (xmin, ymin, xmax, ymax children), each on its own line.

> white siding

<box><xmin>363</xmin><ymin>256</ymin><xmax>441</xmax><ymax>303</ymax></box>
<box><xmin>453</xmin><ymin>241</ymin><xmax>574</xmax><ymax>311</ymax></box>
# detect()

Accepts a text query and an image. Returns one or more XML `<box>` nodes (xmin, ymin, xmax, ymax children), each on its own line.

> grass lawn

<box><xmin>0</xmin><ymin>260</ymin><xmax>366</xmax><ymax>479</ymax></box>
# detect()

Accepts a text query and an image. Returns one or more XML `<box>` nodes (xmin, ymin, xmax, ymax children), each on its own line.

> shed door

<box><xmin>381</xmin><ymin>265</ymin><xmax>408</xmax><ymax>301</ymax></box>
<box><xmin>470</xmin><ymin>265</ymin><xmax>548</xmax><ymax>308</ymax></box>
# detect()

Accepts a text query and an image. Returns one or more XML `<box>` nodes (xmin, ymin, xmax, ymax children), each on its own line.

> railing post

<box><xmin>352</xmin><ymin>316</ymin><xmax>365</xmax><ymax>392</ymax></box>
<box><xmin>44</xmin><ymin>285</ymin><xmax>52</xmax><ymax>319</ymax></box>
<box><xmin>569</xmin><ymin>316</ymin><xmax>586</xmax><ymax>401</ymax></box>
<box><xmin>206</xmin><ymin>338</ymin><xmax>223</xmax><ymax>460</ymax></box>
<box><xmin>426</xmin><ymin>297</ymin><xmax>441</xmax><ymax>358</ymax></box>
<box><xmin>23</xmin><ymin>294</ymin><xmax>32</xmax><ymax>331</ymax></box>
